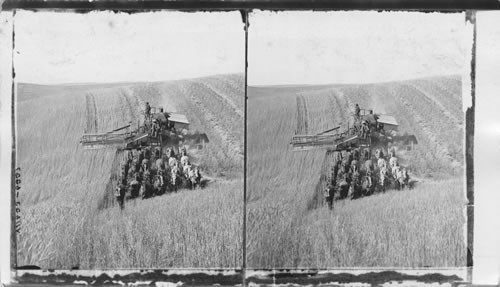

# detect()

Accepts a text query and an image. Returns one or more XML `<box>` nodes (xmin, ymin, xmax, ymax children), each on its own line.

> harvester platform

<box><xmin>80</xmin><ymin>124</ymin><xmax>137</xmax><ymax>150</ymax></box>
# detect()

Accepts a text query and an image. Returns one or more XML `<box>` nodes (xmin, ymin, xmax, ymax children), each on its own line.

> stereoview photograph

<box><xmin>14</xmin><ymin>11</ymin><xmax>244</xmax><ymax>268</ymax></box>
<box><xmin>247</xmin><ymin>11</ymin><xmax>468</xmax><ymax>268</ymax></box>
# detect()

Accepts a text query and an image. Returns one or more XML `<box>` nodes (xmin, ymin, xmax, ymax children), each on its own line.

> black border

<box><xmin>465</xmin><ymin>10</ymin><xmax>476</xmax><ymax>271</ymax></box>
<box><xmin>242</xmin><ymin>9</ymin><xmax>249</xmax><ymax>283</ymax></box>
<box><xmin>2</xmin><ymin>0</ymin><xmax>500</xmax><ymax>11</ymax></box>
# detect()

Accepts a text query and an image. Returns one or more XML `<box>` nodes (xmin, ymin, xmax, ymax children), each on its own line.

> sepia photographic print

<box><xmin>246</xmin><ymin>11</ymin><xmax>469</xmax><ymax>271</ymax></box>
<box><xmin>11</xmin><ymin>10</ymin><xmax>244</xmax><ymax>272</ymax></box>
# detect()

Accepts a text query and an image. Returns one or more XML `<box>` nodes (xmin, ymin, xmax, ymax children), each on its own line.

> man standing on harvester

<box><xmin>145</xmin><ymin>102</ymin><xmax>151</xmax><ymax>122</ymax></box>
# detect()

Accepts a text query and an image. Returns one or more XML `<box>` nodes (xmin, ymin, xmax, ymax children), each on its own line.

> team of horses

<box><xmin>114</xmin><ymin>147</ymin><xmax>202</xmax><ymax>209</ymax></box>
<box><xmin>323</xmin><ymin>148</ymin><xmax>411</xmax><ymax>209</ymax></box>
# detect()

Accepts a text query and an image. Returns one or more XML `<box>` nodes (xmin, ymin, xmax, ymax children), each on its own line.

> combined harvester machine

<box><xmin>80</xmin><ymin>107</ymin><xmax>208</xmax><ymax>151</ymax></box>
<box><xmin>290</xmin><ymin>108</ymin><xmax>399</xmax><ymax>153</ymax></box>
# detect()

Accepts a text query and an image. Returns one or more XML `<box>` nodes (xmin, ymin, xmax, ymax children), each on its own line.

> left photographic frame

<box><xmin>4</xmin><ymin>9</ymin><xmax>245</xmax><ymax>284</ymax></box>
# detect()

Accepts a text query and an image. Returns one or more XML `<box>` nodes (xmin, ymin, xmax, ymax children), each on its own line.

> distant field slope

<box><xmin>16</xmin><ymin>74</ymin><xmax>243</xmax><ymax>268</ymax></box>
<box><xmin>247</xmin><ymin>75</ymin><xmax>466</xmax><ymax>268</ymax></box>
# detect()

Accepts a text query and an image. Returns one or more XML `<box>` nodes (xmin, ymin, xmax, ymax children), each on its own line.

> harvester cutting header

<box><xmin>290</xmin><ymin>104</ymin><xmax>399</xmax><ymax>153</ymax></box>
<box><xmin>80</xmin><ymin>103</ymin><xmax>207</xmax><ymax>151</ymax></box>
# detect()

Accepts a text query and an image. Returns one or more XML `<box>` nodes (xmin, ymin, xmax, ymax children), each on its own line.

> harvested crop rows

<box><xmin>247</xmin><ymin>75</ymin><xmax>466</xmax><ymax>268</ymax></box>
<box><xmin>85</xmin><ymin>93</ymin><xmax>98</xmax><ymax>133</ymax></box>
<box><xmin>17</xmin><ymin>74</ymin><xmax>244</xmax><ymax>269</ymax></box>
<box><xmin>181</xmin><ymin>80</ymin><xmax>243</xmax><ymax>162</ymax></box>
<box><xmin>295</xmin><ymin>94</ymin><xmax>309</xmax><ymax>134</ymax></box>
<box><xmin>197</xmin><ymin>81</ymin><xmax>244</xmax><ymax>119</ymax></box>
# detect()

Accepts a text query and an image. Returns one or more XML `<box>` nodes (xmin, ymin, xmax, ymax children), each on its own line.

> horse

<box><xmin>180</xmin><ymin>155</ymin><xmax>189</xmax><ymax>167</ymax></box>
<box><xmin>155</xmin><ymin>158</ymin><xmax>164</xmax><ymax>171</ymax></box>
<box><xmin>128</xmin><ymin>177</ymin><xmax>141</xmax><ymax>199</ymax></box>
<box><xmin>375</xmin><ymin>148</ymin><xmax>384</xmax><ymax>159</ymax></box>
<box><xmin>353</xmin><ymin>148</ymin><xmax>361</xmax><ymax>162</ymax></box>
<box><xmin>341</xmin><ymin>160</ymin><xmax>350</xmax><ymax>175</ymax></box>
<box><xmin>348</xmin><ymin>170</ymin><xmax>362</xmax><ymax>199</ymax></box>
<box><xmin>140</xmin><ymin>171</ymin><xmax>153</xmax><ymax>199</ymax></box>
<box><xmin>389</xmin><ymin>148</ymin><xmax>396</xmax><ymax>158</ymax></box>
<box><xmin>120</xmin><ymin>158</ymin><xmax>129</xmax><ymax>177</ymax></box>
<box><xmin>141</xmin><ymin>158</ymin><xmax>150</xmax><ymax>173</ymax></box>
<box><xmin>364</xmin><ymin>159</ymin><xmax>374</xmax><ymax>173</ymax></box>
<box><xmin>180</xmin><ymin>146</ymin><xmax>187</xmax><ymax>156</ymax></box>
<box><xmin>127</xmin><ymin>164</ymin><xmax>137</xmax><ymax>179</ymax></box>
<box><xmin>168</xmin><ymin>157</ymin><xmax>179</xmax><ymax>169</ymax></box>
<box><xmin>138</xmin><ymin>149</ymin><xmax>145</xmax><ymax>164</ymax></box>
<box><xmin>350</xmin><ymin>160</ymin><xmax>359</xmax><ymax>172</ymax></box>
<box><xmin>362</xmin><ymin>149</ymin><xmax>370</xmax><ymax>162</ymax></box>
<box><xmin>150</xmin><ymin>150</ymin><xmax>158</xmax><ymax>166</ymax></box>
<box><xmin>346</xmin><ymin>151</ymin><xmax>354</xmax><ymax>165</ymax></box>
<box><xmin>396</xmin><ymin>168</ymin><xmax>410</xmax><ymax>190</ymax></box>
<box><xmin>341</xmin><ymin>156</ymin><xmax>351</xmax><ymax>171</ymax></box>
<box><xmin>391</xmin><ymin>165</ymin><xmax>401</xmax><ymax>181</ymax></box>
<box><xmin>183</xmin><ymin>164</ymin><xmax>192</xmax><ymax>178</ymax></box>
<box><xmin>119</xmin><ymin>168</ymin><xmax>127</xmax><ymax>183</ymax></box>
<box><xmin>377</xmin><ymin>158</ymin><xmax>387</xmax><ymax>171</ymax></box>
<box><xmin>361</xmin><ymin>170</ymin><xmax>375</xmax><ymax>196</ymax></box>
<box><xmin>389</xmin><ymin>156</ymin><xmax>398</xmax><ymax>169</ymax></box>
<box><xmin>167</xmin><ymin>148</ymin><xmax>176</xmax><ymax>159</ymax></box>
<box><xmin>114</xmin><ymin>177</ymin><xmax>127</xmax><ymax>209</ymax></box>
<box><xmin>330</xmin><ymin>165</ymin><xmax>338</xmax><ymax>187</ymax></box>
<box><xmin>188</xmin><ymin>166</ymin><xmax>202</xmax><ymax>190</ymax></box>
<box><xmin>337</xmin><ymin>173</ymin><xmax>350</xmax><ymax>200</ymax></box>
<box><xmin>379</xmin><ymin>167</ymin><xmax>391</xmax><ymax>192</ymax></box>
<box><xmin>144</xmin><ymin>147</ymin><xmax>152</xmax><ymax>160</ymax></box>
<box><xmin>152</xmin><ymin>174</ymin><xmax>165</xmax><ymax>195</ymax></box>
<box><xmin>169</xmin><ymin>166</ymin><xmax>181</xmax><ymax>192</ymax></box>
<box><xmin>323</xmin><ymin>184</ymin><xmax>335</xmax><ymax>210</ymax></box>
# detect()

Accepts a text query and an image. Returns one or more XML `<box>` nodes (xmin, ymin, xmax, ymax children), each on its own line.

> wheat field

<box><xmin>247</xmin><ymin>75</ymin><xmax>467</xmax><ymax>268</ymax></box>
<box><xmin>16</xmin><ymin>74</ymin><xmax>244</xmax><ymax>268</ymax></box>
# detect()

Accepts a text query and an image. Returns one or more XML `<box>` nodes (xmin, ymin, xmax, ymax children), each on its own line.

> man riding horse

<box><xmin>395</xmin><ymin>167</ymin><xmax>410</xmax><ymax>190</ymax></box>
<box><xmin>324</xmin><ymin>183</ymin><xmax>335</xmax><ymax>210</ymax></box>
<box><xmin>379</xmin><ymin>166</ymin><xmax>391</xmax><ymax>192</ymax></box>
<box><xmin>170</xmin><ymin>166</ymin><xmax>181</xmax><ymax>191</ymax></box>
<box><xmin>114</xmin><ymin>176</ymin><xmax>127</xmax><ymax>209</ymax></box>
<box><xmin>180</xmin><ymin>150</ymin><xmax>189</xmax><ymax>168</ymax></box>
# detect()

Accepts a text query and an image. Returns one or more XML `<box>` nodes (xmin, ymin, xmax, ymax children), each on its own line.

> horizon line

<box><xmin>15</xmin><ymin>72</ymin><xmax>244</xmax><ymax>86</ymax></box>
<box><xmin>248</xmin><ymin>73</ymin><xmax>462</xmax><ymax>88</ymax></box>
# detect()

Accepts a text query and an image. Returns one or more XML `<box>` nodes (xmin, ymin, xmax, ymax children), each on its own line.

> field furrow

<box><xmin>339</xmin><ymin>85</ymin><xmax>369</xmax><ymax>111</ymax></box>
<box><xmin>119</xmin><ymin>89</ymin><xmax>138</xmax><ymax>123</ymax></box>
<box><xmin>407</xmin><ymin>81</ymin><xmax>462</xmax><ymax>126</ymax></box>
<box><xmin>327</xmin><ymin>89</ymin><xmax>348</xmax><ymax>127</ymax></box>
<box><xmin>85</xmin><ymin>93</ymin><xmax>98</xmax><ymax>133</ymax></box>
<box><xmin>385</xmin><ymin>85</ymin><xmax>441</xmax><ymax>160</ymax></box>
<box><xmin>396</xmin><ymin>83</ymin><xmax>463</xmax><ymax>164</ymax></box>
<box><xmin>426</xmin><ymin>75</ymin><xmax>463</xmax><ymax>101</ymax></box>
<box><xmin>330</xmin><ymin>89</ymin><xmax>351</xmax><ymax>128</ymax></box>
<box><xmin>197</xmin><ymin>80</ymin><xmax>244</xmax><ymax>118</ymax></box>
<box><xmin>368</xmin><ymin>85</ymin><xmax>430</xmax><ymax>168</ymax></box>
<box><xmin>179</xmin><ymin>82</ymin><xmax>243</xmax><ymax>162</ymax></box>
<box><xmin>295</xmin><ymin>94</ymin><xmax>309</xmax><ymax>134</ymax></box>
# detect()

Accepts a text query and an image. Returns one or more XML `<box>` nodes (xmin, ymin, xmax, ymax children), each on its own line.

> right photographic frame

<box><xmin>246</xmin><ymin>11</ymin><xmax>470</xmax><ymax>272</ymax></box>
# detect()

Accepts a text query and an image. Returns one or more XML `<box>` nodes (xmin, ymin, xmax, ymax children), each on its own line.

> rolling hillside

<box><xmin>247</xmin><ymin>75</ymin><xmax>466</xmax><ymax>268</ymax></box>
<box><xmin>16</xmin><ymin>74</ymin><xmax>244</xmax><ymax>268</ymax></box>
